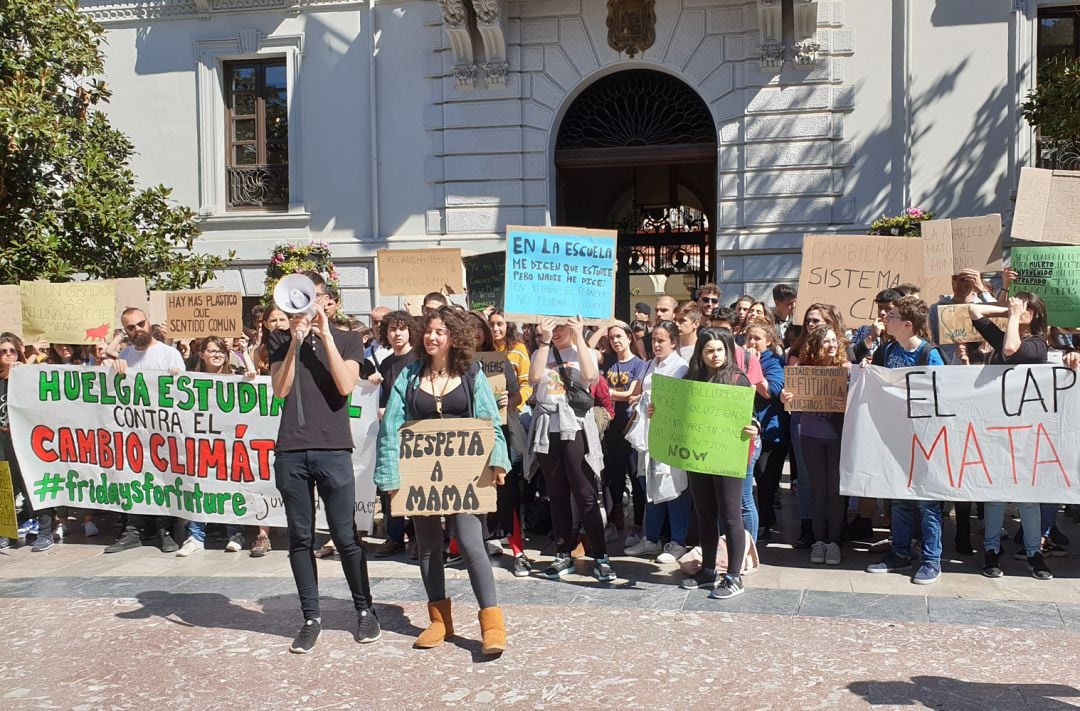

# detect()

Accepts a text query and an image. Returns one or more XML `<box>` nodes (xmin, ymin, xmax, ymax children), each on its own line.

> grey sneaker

<box><xmin>542</xmin><ymin>553</ymin><xmax>573</xmax><ymax>579</ymax></box>
<box><xmin>355</xmin><ymin>608</ymin><xmax>381</xmax><ymax>644</ymax></box>
<box><xmin>680</xmin><ymin>567</ymin><xmax>719</xmax><ymax>590</ymax></box>
<box><xmin>866</xmin><ymin>553</ymin><xmax>913</xmax><ymax>574</ymax></box>
<box><xmin>512</xmin><ymin>554</ymin><xmax>533</xmax><ymax>578</ymax></box>
<box><xmin>709</xmin><ymin>575</ymin><xmax>745</xmax><ymax>599</ymax></box>
<box><xmin>31</xmin><ymin>533</ymin><xmax>54</xmax><ymax>553</ymax></box>
<box><xmin>655</xmin><ymin>542</ymin><xmax>689</xmax><ymax>564</ymax></box>
<box><xmin>104</xmin><ymin>528</ymin><xmax>142</xmax><ymax>554</ymax></box>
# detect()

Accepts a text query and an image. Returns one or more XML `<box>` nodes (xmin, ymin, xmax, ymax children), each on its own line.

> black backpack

<box><xmin>872</xmin><ymin>340</ymin><xmax>943</xmax><ymax>367</ymax></box>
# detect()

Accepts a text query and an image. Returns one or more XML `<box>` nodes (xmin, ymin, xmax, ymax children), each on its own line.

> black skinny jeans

<box><xmin>275</xmin><ymin>449</ymin><xmax>373</xmax><ymax>620</ymax></box>
<box><xmin>800</xmin><ymin>435</ymin><xmax>844</xmax><ymax>544</ymax></box>
<box><xmin>754</xmin><ymin>441</ymin><xmax>789</xmax><ymax>531</ymax></box>
<box><xmin>602</xmin><ymin>425</ymin><xmax>641</xmax><ymax>530</ymax></box>
<box><xmin>539</xmin><ymin>431</ymin><xmax>606</xmax><ymax>556</ymax></box>
<box><xmin>688</xmin><ymin>471</ymin><xmax>745</xmax><ymax>576</ymax></box>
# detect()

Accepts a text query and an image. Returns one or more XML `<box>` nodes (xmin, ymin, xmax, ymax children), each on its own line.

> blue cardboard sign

<box><xmin>503</xmin><ymin>226</ymin><xmax>617</xmax><ymax>321</ymax></box>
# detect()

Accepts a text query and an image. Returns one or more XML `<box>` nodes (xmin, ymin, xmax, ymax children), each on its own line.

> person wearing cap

<box><xmin>634</xmin><ymin>302</ymin><xmax>652</xmax><ymax>322</ymax></box>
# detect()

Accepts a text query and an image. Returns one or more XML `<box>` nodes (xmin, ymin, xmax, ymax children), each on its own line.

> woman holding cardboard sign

<box><xmin>375</xmin><ymin>306</ymin><xmax>511</xmax><ymax>655</ymax></box>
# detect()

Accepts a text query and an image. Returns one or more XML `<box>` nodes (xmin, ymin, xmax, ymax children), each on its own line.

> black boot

<box><xmin>792</xmin><ymin>519</ymin><xmax>814</xmax><ymax>550</ymax></box>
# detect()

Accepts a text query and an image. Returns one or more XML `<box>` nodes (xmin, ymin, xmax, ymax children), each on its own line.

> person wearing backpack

<box><xmin>375</xmin><ymin>306</ymin><xmax>511</xmax><ymax>654</ymax></box>
<box><xmin>968</xmin><ymin>293</ymin><xmax>1055</xmax><ymax>581</ymax></box>
<box><xmin>526</xmin><ymin>316</ymin><xmax>615</xmax><ymax>583</ymax></box>
<box><xmin>866</xmin><ymin>296</ymin><xmax>947</xmax><ymax>585</ymax></box>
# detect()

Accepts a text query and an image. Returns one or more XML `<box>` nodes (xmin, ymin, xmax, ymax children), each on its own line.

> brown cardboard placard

<box><xmin>932</xmin><ymin>304</ymin><xmax>1007</xmax><ymax>345</ymax></box>
<box><xmin>165</xmin><ymin>291</ymin><xmax>243</xmax><ymax>339</ymax></box>
<box><xmin>922</xmin><ymin>215</ymin><xmax>1003</xmax><ymax>279</ymax></box>
<box><xmin>394</xmin><ymin>417</ymin><xmax>497</xmax><ymax>517</ymax></box>
<box><xmin>148</xmin><ymin>291</ymin><xmax>168</xmax><ymax>325</ymax></box>
<box><xmin>113</xmin><ymin>277</ymin><xmax>149</xmax><ymax>327</ymax></box>
<box><xmin>0</xmin><ymin>285</ymin><xmax>22</xmax><ymax>339</ymax></box>
<box><xmin>475</xmin><ymin>351</ymin><xmax>510</xmax><ymax>424</ymax></box>
<box><xmin>1012</xmin><ymin>167</ymin><xmax>1080</xmax><ymax>245</ymax></box>
<box><xmin>20</xmin><ymin>280</ymin><xmax>116</xmax><ymax>344</ymax></box>
<box><xmin>783</xmin><ymin>366</ymin><xmax>849</xmax><ymax>413</ymax></box>
<box><xmin>377</xmin><ymin>248</ymin><xmax>464</xmax><ymax>297</ymax></box>
<box><xmin>921</xmin><ymin>219</ymin><xmax>955</xmax><ymax>278</ymax></box>
<box><xmin>795</xmin><ymin>235</ymin><xmax>924</xmax><ymax>327</ymax></box>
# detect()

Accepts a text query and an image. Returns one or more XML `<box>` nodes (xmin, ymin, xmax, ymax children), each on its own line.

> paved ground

<box><xmin>2</xmin><ymin>506</ymin><xmax>1080</xmax><ymax>709</ymax></box>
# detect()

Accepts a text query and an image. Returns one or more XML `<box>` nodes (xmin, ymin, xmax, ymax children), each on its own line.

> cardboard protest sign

<box><xmin>7</xmin><ymin>366</ymin><xmax>379</xmax><ymax>529</ymax></box>
<box><xmin>921</xmin><ymin>216</ymin><xmax>1003</xmax><ymax>277</ymax></box>
<box><xmin>840</xmin><ymin>365</ymin><xmax>1080</xmax><ymax>503</ymax></box>
<box><xmin>647</xmin><ymin>374</ymin><xmax>755</xmax><ymax>477</ymax></box>
<box><xmin>1010</xmin><ymin>246</ymin><xmax>1080</xmax><ymax>328</ymax></box>
<box><xmin>796</xmin><ymin>235</ymin><xmax>923</xmax><ymax>327</ymax></box>
<box><xmin>0</xmin><ymin>462</ymin><xmax>18</xmax><ymax>540</ymax></box>
<box><xmin>1011</xmin><ymin>167</ymin><xmax>1080</xmax><ymax>245</ymax></box>
<box><xmin>166</xmin><ymin>291</ymin><xmax>243</xmax><ymax>339</ymax></box>
<box><xmin>377</xmin><ymin>248</ymin><xmax>464</xmax><ymax>297</ymax></box>
<box><xmin>504</xmin><ymin>226</ymin><xmax>617</xmax><ymax>323</ymax></box>
<box><xmin>395</xmin><ymin>417</ymin><xmax>497</xmax><ymax>516</ymax></box>
<box><xmin>20</xmin><ymin>281</ymin><xmax>116</xmax><ymax>344</ymax></box>
<box><xmin>0</xmin><ymin>285</ymin><xmax>22</xmax><ymax>339</ymax></box>
<box><xmin>932</xmin><ymin>304</ymin><xmax>1007</xmax><ymax>344</ymax></box>
<box><xmin>475</xmin><ymin>352</ymin><xmax>509</xmax><ymax>424</ymax></box>
<box><xmin>783</xmin><ymin>366</ymin><xmax>849</xmax><ymax>412</ymax></box>
<box><xmin>113</xmin><ymin>277</ymin><xmax>149</xmax><ymax>327</ymax></box>
<box><xmin>464</xmin><ymin>251</ymin><xmax>506</xmax><ymax>311</ymax></box>
<box><xmin>148</xmin><ymin>291</ymin><xmax>168</xmax><ymax>325</ymax></box>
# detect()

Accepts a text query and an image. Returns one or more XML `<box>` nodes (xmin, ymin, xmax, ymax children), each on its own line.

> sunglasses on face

<box><xmin>124</xmin><ymin>320</ymin><xmax>148</xmax><ymax>332</ymax></box>
<box><xmin>0</xmin><ymin>348</ymin><xmax>17</xmax><ymax>355</ymax></box>
<box><xmin>699</xmin><ymin>297</ymin><xmax>719</xmax><ymax>304</ymax></box>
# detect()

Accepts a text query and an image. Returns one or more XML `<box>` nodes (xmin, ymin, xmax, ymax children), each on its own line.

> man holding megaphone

<box><xmin>269</xmin><ymin>271</ymin><xmax>380</xmax><ymax>654</ymax></box>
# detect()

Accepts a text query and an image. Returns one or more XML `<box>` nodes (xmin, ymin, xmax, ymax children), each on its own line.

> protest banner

<box><xmin>921</xmin><ymin>216</ymin><xmax>1003</xmax><ymax>277</ymax></box>
<box><xmin>840</xmin><ymin>365</ymin><xmax>1080</xmax><ymax>503</ymax></box>
<box><xmin>20</xmin><ymin>281</ymin><xmax>116</xmax><ymax>345</ymax></box>
<box><xmin>394</xmin><ymin>417</ymin><xmax>497</xmax><ymax>516</ymax></box>
<box><xmin>7</xmin><ymin>366</ymin><xmax>379</xmax><ymax>529</ymax></box>
<box><xmin>0</xmin><ymin>285</ymin><xmax>22</xmax><ymax>339</ymax></box>
<box><xmin>504</xmin><ymin>226</ymin><xmax>617</xmax><ymax>323</ymax></box>
<box><xmin>795</xmin><ymin>235</ymin><xmax>923</xmax><ymax>326</ymax></box>
<box><xmin>932</xmin><ymin>304</ymin><xmax>1008</xmax><ymax>345</ymax></box>
<box><xmin>166</xmin><ymin>291</ymin><xmax>243</xmax><ymax>339</ymax></box>
<box><xmin>1010</xmin><ymin>246</ymin><xmax>1080</xmax><ymax>328</ymax></box>
<box><xmin>647</xmin><ymin>374</ymin><xmax>755</xmax><ymax>477</ymax></box>
<box><xmin>474</xmin><ymin>351</ymin><xmax>509</xmax><ymax>424</ymax></box>
<box><xmin>1011</xmin><ymin>167</ymin><xmax>1080</xmax><ymax>245</ymax></box>
<box><xmin>783</xmin><ymin>366</ymin><xmax>849</xmax><ymax>412</ymax></box>
<box><xmin>0</xmin><ymin>462</ymin><xmax>18</xmax><ymax>540</ymax></box>
<box><xmin>114</xmin><ymin>277</ymin><xmax>150</xmax><ymax>327</ymax></box>
<box><xmin>464</xmin><ymin>251</ymin><xmax>506</xmax><ymax>311</ymax></box>
<box><xmin>148</xmin><ymin>291</ymin><xmax>168</xmax><ymax>325</ymax></box>
<box><xmin>377</xmin><ymin>248</ymin><xmax>464</xmax><ymax>297</ymax></box>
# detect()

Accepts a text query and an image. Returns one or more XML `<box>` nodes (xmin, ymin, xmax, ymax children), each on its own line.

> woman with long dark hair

<box><xmin>0</xmin><ymin>335</ymin><xmax>34</xmax><ymax>549</ymax></box>
<box><xmin>674</xmin><ymin>328</ymin><xmax>760</xmax><ymax>598</ymax></box>
<box><xmin>376</xmin><ymin>306</ymin><xmax>510</xmax><ymax>654</ymax></box>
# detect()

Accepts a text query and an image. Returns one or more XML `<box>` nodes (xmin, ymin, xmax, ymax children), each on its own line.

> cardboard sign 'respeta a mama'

<box><xmin>395</xmin><ymin>418</ymin><xmax>497</xmax><ymax>516</ymax></box>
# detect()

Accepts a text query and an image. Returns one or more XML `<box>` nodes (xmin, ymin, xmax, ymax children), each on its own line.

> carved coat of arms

<box><xmin>607</xmin><ymin>0</ymin><xmax>656</xmax><ymax>58</ymax></box>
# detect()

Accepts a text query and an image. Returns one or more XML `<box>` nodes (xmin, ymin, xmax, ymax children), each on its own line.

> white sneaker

<box><xmin>624</xmin><ymin>538</ymin><xmax>662</xmax><ymax>557</ymax></box>
<box><xmin>604</xmin><ymin>526</ymin><xmax>621</xmax><ymax>544</ymax></box>
<box><xmin>623</xmin><ymin>528</ymin><xmax>641</xmax><ymax>548</ymax></box>
<box><xmin>225</xmin><ymin>533</ymin><xmax>245</xmax><ymax>553</ymax></box>
<box><xmin>824</xmin><ymin>542</ymin><xmax>842</xmax><ymax>566</ymax></box>
<box><xmin>655</xmin><ymin>542</ymin><xmax>689</xmax><ymax>564</ymax></box>
<box><xmin>176</xmin><ymin>538</ymin><xmax>205</xmax><ymax>557</ymax></box>
<box><xmin>810</xmin><ymin>540</ymin><xmax>827</xmax><ymax>565</ymax></box>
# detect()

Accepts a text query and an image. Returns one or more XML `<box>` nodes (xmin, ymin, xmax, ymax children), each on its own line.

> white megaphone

<box><xmin>273</xmin><ymin>274</ymin><xmax>318</xmax><ymax>339</ymax></box>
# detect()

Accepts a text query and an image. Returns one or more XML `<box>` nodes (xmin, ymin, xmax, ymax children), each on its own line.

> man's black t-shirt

<box><xmin>377</xmin><ymin>350</ymin><xmax>417</xmax><ymax>408</ymax></box>
<box><xmin>270</xmin><ymin>327</ymin><xmax>363</xmax><ymax>452</ymax></box>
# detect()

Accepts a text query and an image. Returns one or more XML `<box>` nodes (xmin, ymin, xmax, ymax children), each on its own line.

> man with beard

<box><xmin>104</xmin><ymin>307</ymin><xmax>186</xmax><ymax>553</ymax></box>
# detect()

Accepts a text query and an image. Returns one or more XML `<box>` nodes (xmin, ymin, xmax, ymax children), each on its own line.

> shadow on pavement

<box><xmin>848</xmin><ymin>676</ymin><xmax>1080</xmax><ymax>710</ymax></box>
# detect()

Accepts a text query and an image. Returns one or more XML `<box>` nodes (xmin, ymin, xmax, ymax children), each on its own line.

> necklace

<box><xmin>428</xmin><ymin>369</ymin><xmax>451</xmax><ymax>416</ymax></box>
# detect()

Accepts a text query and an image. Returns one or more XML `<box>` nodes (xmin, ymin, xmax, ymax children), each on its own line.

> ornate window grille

<box><xmin>225</xmin><ymin>58</ymin><xmax>289</xmax><ymax>210</ymax></box>
<box><xmin>556</xmin><ymin>70</ymin><xmax>715</xmax><ymax>150</ymax></box>
<box><xmin>616</xmin><ymin>204</ymin><xmax>710</xmax><ymax>276</ymax></box>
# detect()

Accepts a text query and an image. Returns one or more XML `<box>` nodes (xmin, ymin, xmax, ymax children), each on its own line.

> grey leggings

<box><xmin>802</xmin><ymin>435</ymin><xmax>844</xmax><ymax>544</ymax></box>
<box><xmin>411</xmin><ymin>513</ymin><xmax>498</xmax><ymax>609</ymax></box>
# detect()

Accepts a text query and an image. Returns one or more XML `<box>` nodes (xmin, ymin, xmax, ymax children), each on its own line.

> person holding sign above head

<box><xmin>269</xmin><ymin>272</ymin><xmax>380</xmax><ymax>654</ymax></box>
<box><xmin>625</xmin><ymin>321</ymin><xmax>692</xmax><ymax>564</ymax></box>
<box><xmin>375</xmin><ymin>306</ymin><xmax>510</xmax><ymax>655</ymax></box>
<box><xmin>670</xmin><ymin>328</ymin><xmax>760</xmax><ymax>598</ymax></box>
<box><xmin>866</xmin><ymin>296</ymin><xmax>946</xmax><ymax>585</ymax></box>
<box><xmin>967</xmin><ymin>293</ymin><xmax>1055</xmax><ymax>582</ymax></box>
<box><xmin>781</xmin><ymin>326</ymin><xmax>852</xmax><ymax>566</ymax></box>
<box><xmin>527</xmin><ymin>316</ymin><xmax>615</xmax><ymax>583</ymax></box>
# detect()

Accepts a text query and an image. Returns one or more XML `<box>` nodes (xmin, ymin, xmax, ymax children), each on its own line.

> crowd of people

<box><xmin>2</xmin><ymin>269</ymin><xmax>1079</xmax><ymax>654</ymax></box>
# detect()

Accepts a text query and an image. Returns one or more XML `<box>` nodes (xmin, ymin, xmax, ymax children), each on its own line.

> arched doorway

<box><xmin>555</xmin><ymin>69</ymin><xmax>717</xmax><ymax>321</ymax></box>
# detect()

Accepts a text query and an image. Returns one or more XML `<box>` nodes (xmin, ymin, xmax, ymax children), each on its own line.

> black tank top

<box><xmin>413</xmin><ymin>383</ymin><xmax>470</xmax><ymax>419</ymax></box>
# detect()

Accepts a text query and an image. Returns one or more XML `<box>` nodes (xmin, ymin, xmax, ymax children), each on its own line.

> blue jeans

<box><xmin>984</xmin><ymin>502</ymin><xmax>1041</xmax><ymax>557</ymax></box>
<box><xmin>378</xmin><ymin>490</ymin><xmax>406</xmax><ymax>544</ymax></box>
<box><xmin>186</xmin><ymin>520</ymin><xmax>240</xmax><ymax>543</ymax></box>
<box><xmin>644</xmin><ymin>487</ymin><xmax>692</xmax><ymax>545</ymax></box>
<box><xmin>790</xmin><ymin>414</ymin><xmax>812</xmax><ymax>519</ymax></box>
<box><xmin>1040</xmin><ymin>503</ymin><xmax>1059</xmax><ymax>538</ymax></box>
<box><xmin>891</xmin><ymin>500</ymin><xmax>942</xmax><ymax>564</ymax></box>
<box><xmin>275</xmin><ymin>449</ymin><xmax>373</xmax><ymax>620</ymax></box>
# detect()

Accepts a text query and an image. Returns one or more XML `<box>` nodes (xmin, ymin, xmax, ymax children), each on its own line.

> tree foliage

<box><xmin>1022</xmin><ymin>57</ymin><xmax>1080</xmax><ymax>141</ymax></box>
<box><xmin>0</xmin><ymin>0</ymin><xmax>232</xmax><ymax>288</ymax></box>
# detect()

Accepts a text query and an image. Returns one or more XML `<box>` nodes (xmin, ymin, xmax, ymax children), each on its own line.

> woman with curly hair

<box><xmin>781</xmin><ymin>325</ymin><xmax>852</xmax><ymax>566</ymax></box>
<box><xmin>375</xmin><ymin>306</ymin><xmax>510</xmax><ymax>654</ymax></box>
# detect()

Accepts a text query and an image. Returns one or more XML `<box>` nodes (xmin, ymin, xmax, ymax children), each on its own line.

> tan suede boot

<box><xmin>478</xmin><ymin>606</ymin><xmax>506</xmax><ymax>655</ymax></box>
<box><xmin>414</xmin><ymin>598</ymin><xmax>453</xmax><ymax>649</ymax></box>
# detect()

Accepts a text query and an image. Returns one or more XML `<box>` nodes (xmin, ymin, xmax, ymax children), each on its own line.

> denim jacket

<box><xmin>374</xmin><ymin>361</ymin><xmax>511</xmax><ymax>492</ymax></box>
<box><xmin>753</xmin><ymin>349</ymin><xmax>789</xmax><ymax>446</ymax></box>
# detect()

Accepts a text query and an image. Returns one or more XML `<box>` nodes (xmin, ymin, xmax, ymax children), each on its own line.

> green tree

<box><xmin>1022</xmin><ymin>57</ymin><xmax>1080</xmax><ymax>168</ymax></box>
<box><xmin>0</xmin><ymin>0</ymin><xmax>232</xmax><ymax>288</ymax></box>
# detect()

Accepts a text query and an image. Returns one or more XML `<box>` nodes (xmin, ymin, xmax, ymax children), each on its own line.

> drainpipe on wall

<box><xmin>902</xmin><ymin>0</ymin><xmax>913</xmax><ymax>209</ymax></box>
<box><xmin>368</xmin><ymin>0</ymin><xmax>380</xmax><ymax>243</ymax></box>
